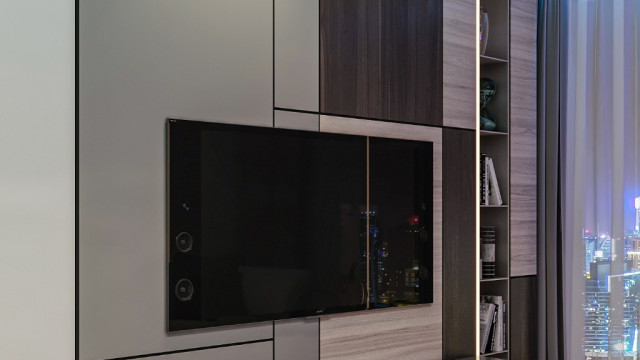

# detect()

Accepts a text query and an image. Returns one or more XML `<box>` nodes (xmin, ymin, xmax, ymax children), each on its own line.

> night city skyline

<box><xmin>583</xmin><ymin>196</ymin><xmax>640</xmax><ymax>358</ymax></box>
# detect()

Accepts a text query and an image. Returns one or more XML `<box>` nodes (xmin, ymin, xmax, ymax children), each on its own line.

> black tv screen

<box><xmin>168</xmin><ymin>119</ymin><xmax>433</xmax><ymax>332</ymax></box>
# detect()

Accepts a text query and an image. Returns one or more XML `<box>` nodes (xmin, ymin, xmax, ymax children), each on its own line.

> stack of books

<box><xmin>480</xmin><ymin>295</ymin><xmax>506</xmax><ymax>354</ymax></box>
<box><xmin>481</xmin><ymin>226</ymin><xmax>496</xmax><ymax>279</ymax></box>
<box><xmin>480</xmin><ymin>153</ymin><xmax>503</xmax><ymax>206</ymax></box>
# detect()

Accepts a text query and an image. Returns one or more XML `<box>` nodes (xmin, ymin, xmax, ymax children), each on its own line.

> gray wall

<box><xmin>0</xmin><ymin>0</ymin><xmax>75</xmax><ymax>359</ymax></box>
<box><xmin>78</xmin><ymin>1</ymin><xmax>321</xmax><ymax>359</ymax></box>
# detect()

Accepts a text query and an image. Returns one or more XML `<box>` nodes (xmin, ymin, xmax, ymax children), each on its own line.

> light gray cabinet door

<box><xmin>145</xmin><ymin>342</ymin><xmax>273</xmax><ymax>360</ymax></box>
<box><xmin>274</xmin><ymin>110</ymin><xmax>319</xmax><ymax>131</ymax></box>
<box><xmin>274</xmin><ymin>319</ymin><xmax>319</xmax><ymax>360</ymax></box>
<box><xmin>79</xmin><ymin>1</ymin><xmax>273</xmax><ymax>359</ymax></box>
<box><xmin>80</xmin><ymin>0</ymin><xmax>273</xmax><ymax>127</ymax></box>
<box><xmin>275</xmin><ymin>0</ymin><xmax>319</xmax><ymax>112</ymax></box>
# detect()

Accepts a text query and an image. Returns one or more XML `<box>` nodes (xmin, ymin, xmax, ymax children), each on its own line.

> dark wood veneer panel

<box><xmin>442</xmin><ymin>129</ymin><xmax>476</xmax><ymax>359</ymax></box>
<box><xmin>320</xmin><ymin>0</ymin><xmax>442</xmax><ymax>125</ymax></box>
<box><xmin>510</xmin><ymin>276</ymin><xmax>537</xmax><ymax>359</ymax></box>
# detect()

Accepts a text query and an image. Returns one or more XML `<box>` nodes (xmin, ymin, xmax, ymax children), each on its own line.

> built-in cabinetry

<box><xmin>78</xmin><ymin>0</ymin><xmax>537</xmax><ymax>358</ymax></box>
<box><xmin>274</xmin><ymin>0</ymin><xmax>319</xmax><ymax>113</ymax></box>
<box><xmin>79</xmin><ymin>1</ymin><xmax>275</xmax><ymax>359</ymax></box>
<box><xmin>319</xmin><ymin>117</ymin><xmax>444</xmax><ymax>360</ymax></box>
<box><xmin>274</xmin><ymin>319</ymin><xmax>320</xmax><ymax>360</ymax></box>
<box><xmin>509</xmin><ymin>0</ymin><xmax>538</xmax><ymax>356</ymax></box>
<box><xmin>320</xmin><ymin>0</ymin><xmax>442</xmax><ymax>125</ymax></box>
<box><xmin>442</xmin><ymin>0</ymin><xmax>476</xmax><ymax>130</ymax></box>
<box><xmin>510</xmin><ymin>0</ymin><xmax>538</xmax><ymax>277</ymax></box>
<box><xmin>443</xmin><ymin>128</ymin><xmax>477</xmax><ymax>359</ymax></box>
<box><xmin>477</xmin><ymin>0</ymin><xmax>537</xmax><ymax>357</ymax></box>
<box><xmin>479</xmin><ymin>0</ymin><xmax>511</xmax><ymax>358</ymax></box>
<box><xmin>510</xmin><ymin>276</ymin><xmax>537</xmax><ymax>359</ymax></box>
<box><xmin>441</xmin><ymin>1</ymin><xmax>478</xmax><ymax>358</ymax></box>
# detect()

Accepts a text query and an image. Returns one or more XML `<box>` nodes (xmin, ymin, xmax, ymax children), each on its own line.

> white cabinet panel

<box><xmin>79</xmin><ymin>1</ymin><xmax>273</xmax><ymax>359</ymax></box>
<box><xmin>274</xmin><ymin>110</ymin><xmax>319</xmax><ymax>131</ymax></box>
<box><xmin>275</xmin><ymin>0</ymin><xmax>319</xmax><ymax>112</ymax></box>
<box><xmin>274</xmin><ymin>319</ymin><xmax>319</xmax><ymax>360</ymax></box>
<box><xmin>80</xmin><ymin>0</ymin><xmax>273</xmax><ymax>127</ymax></box>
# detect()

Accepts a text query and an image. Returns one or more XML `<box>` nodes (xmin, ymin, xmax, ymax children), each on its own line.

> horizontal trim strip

<box><xmin>274</xmin><ymin>108</ymin><xmax>475</xmax><ymax>133</ymax></box>
<box><xmin>104</xmin><ymin>338</ymin><xmax>273</xmax><ymax>360</ymax></box>
<box><xmin>274</xmin><ymin>107</ymin><xmax>320</xmax><ymax>115</ymax></box>
<box><xmin>319</xmin><ymin>111</ymin><xmax>474</xmax><ymax>132</ymax></box>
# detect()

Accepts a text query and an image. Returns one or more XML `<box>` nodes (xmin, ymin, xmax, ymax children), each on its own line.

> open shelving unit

<box><xmin>479</xmin><ymin>0</ymin><xmax>510</xmax><ymax>358</ymax></box>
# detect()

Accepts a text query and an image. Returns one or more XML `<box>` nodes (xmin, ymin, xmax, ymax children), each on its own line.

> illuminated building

<box><xmin>584</xmin><ymin>254</ymin><xmax>640</xmax><ymax>358</ymax></box>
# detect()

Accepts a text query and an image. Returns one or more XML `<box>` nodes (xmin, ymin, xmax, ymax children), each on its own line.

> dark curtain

<box><xmin>538</xmin><ymin>0</ymin><xmax>567</xmax><ymax>359</ymax></box>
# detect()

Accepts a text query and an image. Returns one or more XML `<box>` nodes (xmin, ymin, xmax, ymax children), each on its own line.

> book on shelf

<box><xmin>487</xmin><ymin>306</ymin><xmax>498</xmax><ymax>354</ymax></box>
<box><xmin>480</xmin><ymin>226</ymin><xmax>496</xmax><ymax>279</ymax></box>
<box><xmin>480</xmin><ymin>153</ymin><xmax>488</xmax><ymax>205</ymax></box>
<box><xmin>487</xmin><ymin>157</ymin><xmax>503</xmax><ymax>205</ymax></box>
<box><xmin>480</xmin><ymin>154</ymin><xmax>502</xmax><ymax>205</ymax></box>
<box><xmin>479</xmin><ymin>302</ymin><xmax>496</xmax><ymax>353</ymax></box>
<box><xmin>480</xmin><ymin>295</ymin><xmax>506</xmax><ymax>354</ymax></box>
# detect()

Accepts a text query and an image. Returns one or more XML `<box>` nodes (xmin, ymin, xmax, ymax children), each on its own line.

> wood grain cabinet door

<box><xmin>320</xmin><ymin>0</ymin><xmax>442</xmax><ymax>125</ymax></box>
<box><xmin>510</xmin><ymin>0</ymin><xmax>538</xmax><ymax>276</ymax></box>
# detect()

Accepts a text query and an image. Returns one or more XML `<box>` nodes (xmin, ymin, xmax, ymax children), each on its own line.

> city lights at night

<box><xmin>584</xmin><ymin>195</ymin><xmax>640</xmax><ymax>358</ymax></box>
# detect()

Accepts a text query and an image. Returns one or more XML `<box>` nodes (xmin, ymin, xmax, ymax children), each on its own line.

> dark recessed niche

<box><xmin>167</xmin><ymin>119</ymin><xmax>433</xmax><ymax>332</ymax></box>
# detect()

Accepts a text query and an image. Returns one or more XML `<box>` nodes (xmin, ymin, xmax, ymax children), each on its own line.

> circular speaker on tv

<box><xmin>175</xmin><ymin>279</ymin><xmax>194</xmax><ymax>302</ymax></box>
<box><xmin>175</xmin><ymin>232</ymin><xmax>193</xmax><ymax>253</ymax></box>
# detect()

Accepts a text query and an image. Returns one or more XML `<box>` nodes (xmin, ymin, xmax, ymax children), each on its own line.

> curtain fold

<box><xmin>538</xmin><ymin>0</ymin><xmax>565</xmax><ymax>358</ymax></box>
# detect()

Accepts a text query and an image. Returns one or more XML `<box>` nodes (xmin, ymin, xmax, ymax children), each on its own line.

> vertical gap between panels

<box><xmin>366</xmin><ymin>136</ymin><xmax>370</xmax><ymax>310</ymax></box>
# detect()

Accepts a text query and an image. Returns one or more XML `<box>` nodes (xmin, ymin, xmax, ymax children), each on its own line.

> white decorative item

<box><xmin>480</xmin><ymin>7</ymin><xmax>489</xmax><ymax>56</ymax></box>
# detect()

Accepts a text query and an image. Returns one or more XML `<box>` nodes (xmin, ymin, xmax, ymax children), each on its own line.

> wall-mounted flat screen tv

<box><xmin>168</xmin><ymin>119</ymin><xmax>433</xmax><ymax>332</ymax></box>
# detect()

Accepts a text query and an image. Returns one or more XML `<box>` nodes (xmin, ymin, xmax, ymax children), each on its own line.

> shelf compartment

<box><xmin>480</xmin><ymin>136</ymin><xmax>510</xmax><ymax>204</ymax></box>
<box><xmin>480</xmin><ymin>64</ymin><xmax>509</xmax><ymax>133</ymax></box>
<box><xmin>480</xmin><ymin>208</ymin><xmax>509</xmax><ymax>279</ymax></box>
<box><xmin>480</xmin><ymin>281</ymin><xmax>509</xmax><ymax>357</ymax></box>
<box><xmin>478</xmin><ymin>136</ymin><xmax>510</xmax><ymax>209</ymax></box>
<box><xmin>480</xmin><ymin>0</ymin><xmax>510</xmax><ymax>60</ymax></box>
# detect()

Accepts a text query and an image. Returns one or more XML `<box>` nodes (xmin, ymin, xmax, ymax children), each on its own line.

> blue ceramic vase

<box><xmin>480</xmin><ymin>78</ymin><xmax>497</xmax><ymax>131</ymax></box>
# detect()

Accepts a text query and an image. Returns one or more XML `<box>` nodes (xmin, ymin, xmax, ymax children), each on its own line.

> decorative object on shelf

<box><xmin>480</xmin><ymin>78</ymin><xmax>497</xmax><ymax>131</ymax></box>
<box><xmin>480</xmin><ymin>226</ymin><xmax>496</xmax><ymax>279</ymax></box>
<box><xmin>480</xmin><ymin>7</ymin><xmax>489</xmax><ymax>56</ymax></box>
